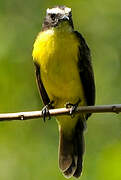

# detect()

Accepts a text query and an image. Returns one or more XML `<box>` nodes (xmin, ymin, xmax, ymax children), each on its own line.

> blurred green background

<box><xmin>0</xmin><ymin>0</ymin><xmax>121</xmax><ymax>179</ymax></box>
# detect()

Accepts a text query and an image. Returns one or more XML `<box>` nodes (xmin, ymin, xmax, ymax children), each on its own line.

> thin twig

<box><xmin>0</xmin><ymin>104</ymin><xmax>121</xmax><ymax>122</ymax></box>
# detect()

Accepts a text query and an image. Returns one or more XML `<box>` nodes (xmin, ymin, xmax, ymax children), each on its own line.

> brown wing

<box><xmin>34</xmin><ymin>62</ymin><xmax>50</xmax><ymax>106</ymax></box>
<box><xmin>74</xmin><ymin>31</ymin><xmax>95</xmax><ymax>119</ymax></box>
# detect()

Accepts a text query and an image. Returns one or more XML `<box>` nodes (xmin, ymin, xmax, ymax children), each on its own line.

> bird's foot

<box><xmin>66</xmin><ymin>99</ymin><xmax>81</xmax><ymax>117</ymax></box>
<box><xmin>42</xmin><ymin>101</ymin><xmax>54</xmax><ymax>122</ymax></box>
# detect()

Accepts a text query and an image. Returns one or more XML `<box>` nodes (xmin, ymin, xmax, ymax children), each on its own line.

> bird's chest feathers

<box><xmin>33</xmin><ymin>29</ymin><xmax>81</xmax><ymax>98</ymax></box>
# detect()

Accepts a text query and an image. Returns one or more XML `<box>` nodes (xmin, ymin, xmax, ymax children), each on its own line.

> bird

<box><xmin>32</xmin><ymin>5</ymin><xmax>95</xmax><ymax>178</ymax></box>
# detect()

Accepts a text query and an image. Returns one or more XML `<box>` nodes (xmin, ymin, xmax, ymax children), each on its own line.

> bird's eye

<box><xmin>51</xmin><ymin>14</ymin><xmax>56</xmax><ymax>20</ymax></box>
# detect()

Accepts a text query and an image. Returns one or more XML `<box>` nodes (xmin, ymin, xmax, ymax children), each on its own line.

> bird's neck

<box><xmin>52</xmin><ymin>21</ymin><xmax>73</xmax><ymax>34</ymax></box>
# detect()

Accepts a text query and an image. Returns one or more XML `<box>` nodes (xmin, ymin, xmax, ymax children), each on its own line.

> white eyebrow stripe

<box><xmin>47</xmin><ymin>7</ymin><xmax>71</xmax><ymax>14</ymax></box>
<box><xmin>47</xmin><ymin>8</ymin><xmax>64</xmax><ymax>14</ymax></box>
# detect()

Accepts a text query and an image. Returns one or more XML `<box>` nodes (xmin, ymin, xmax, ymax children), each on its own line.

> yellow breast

<box><xmin>32</xmin><ymin>26</ymin><xmax>85</xmax><ymax>107</ymax></box>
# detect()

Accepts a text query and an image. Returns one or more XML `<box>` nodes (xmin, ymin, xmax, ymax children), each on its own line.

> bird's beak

<box><xmin>62</xmin><ymin>15</ymin><xmax>69</xmax><ymax>21</ymax></box>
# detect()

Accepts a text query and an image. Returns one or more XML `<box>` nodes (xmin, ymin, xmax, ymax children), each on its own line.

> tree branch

<box><xmin>0</xmin><ymin>104</ymin><xmax>121</xmax><ymax>122</ymax></box>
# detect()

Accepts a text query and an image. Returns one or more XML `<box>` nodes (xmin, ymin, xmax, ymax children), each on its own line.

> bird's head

<box><xmin>42</xmin><ymin>6</ymin><xmax>74</xmax><ymax>31</ymax></box>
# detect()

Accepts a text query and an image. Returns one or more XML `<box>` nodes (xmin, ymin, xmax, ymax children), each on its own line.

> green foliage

<box><xmin>0</xmin><ymin>0</ymin><xmax>121</xmax><ymax>179</ymax></box>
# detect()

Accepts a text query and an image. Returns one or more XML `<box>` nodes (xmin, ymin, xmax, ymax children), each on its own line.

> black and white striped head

<box><xmin>42</xmin><ymin>6</ymin><xmax>74</xmax><ymax>31</ymax></box>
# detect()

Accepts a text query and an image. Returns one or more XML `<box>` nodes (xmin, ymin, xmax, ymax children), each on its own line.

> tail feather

<box><xmin>59</xmin><ymin>130</ymin><xmax>73</xmax><ymax>172</ymax></box>
<box><xmin>73</xmin><ymin>121</ymin><xmax>85</xmax><ymax>178</ymax></box>
<box><xmin>59</xmin><ymin>129</ymin><xmax>77</xmax><ymax>178</ymax></box>
<box><xmin>63</xmin><ymin>158</ymin><xmax>77</xmax><ymax>178</ymax></box>
<box><xmin>59</xmin><ymin>119</ymin><xmax>85</xmax><ymax>178</ymax></box>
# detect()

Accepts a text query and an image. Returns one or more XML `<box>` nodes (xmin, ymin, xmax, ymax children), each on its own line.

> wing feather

<box><xmin>75</xmin><ymin>31</ymin><xmax>95</xmax><ymax>118</ymax></box>
<box><xmin>34</xmin><ymin>62</ymin><xmax>50</xmax><ymax>106</ymax></box>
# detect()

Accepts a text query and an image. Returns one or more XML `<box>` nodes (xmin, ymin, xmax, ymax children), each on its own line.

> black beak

<box><xmin>62</xmin><ymin>15</ymin><xmax>69</xmax><ymax>21</ymax></box>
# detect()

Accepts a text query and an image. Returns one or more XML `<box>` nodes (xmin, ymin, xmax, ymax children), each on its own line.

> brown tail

<box><xmin>59</xmin><ymin>120</ymin><xmax>85</xmax><ymax>178</ymax></box>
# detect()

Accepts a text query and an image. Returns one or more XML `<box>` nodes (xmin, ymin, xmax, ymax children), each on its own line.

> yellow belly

<box><xmin>33</xmin><ymin>28</ymin><xmax>86</xmax><ymax>132</ymax></box>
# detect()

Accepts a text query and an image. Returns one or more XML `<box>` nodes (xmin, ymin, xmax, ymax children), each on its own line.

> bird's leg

<box><xmin>42</xmin><ymin>101</ymin><xmax>54</xmax><ymax>122</ymax></box>
<box><xmin>66</xmin><ymin>99</ymin><xmax>81</xmax><ymax>116</ymax></box>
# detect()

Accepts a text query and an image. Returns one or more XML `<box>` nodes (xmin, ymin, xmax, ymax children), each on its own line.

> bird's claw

<box><xmin>42</xmin><ymin>105</ymin><xmax>50</xmax><ymax>122</ymax></box>
<box><xmin>42</xmin><ymin>101</ymin><xmax>54</xmax><ymax>122</ymax></box>
<box><xmin>66</xmin><ymin>99</ymin><xmax>81</xmax><ymax>117</ymax></box>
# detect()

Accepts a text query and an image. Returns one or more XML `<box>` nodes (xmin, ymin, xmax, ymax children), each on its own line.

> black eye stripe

<box><xmin>51</xmin><ymin>14</ymin><xmax>56</xmax><ymax>20</ymax></box>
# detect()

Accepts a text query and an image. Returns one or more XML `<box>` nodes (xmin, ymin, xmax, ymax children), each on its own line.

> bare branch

<box><xmin>0</xmin><ymin>104</ymin><xmax>121</xmax><ymax>122</ymax></box>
